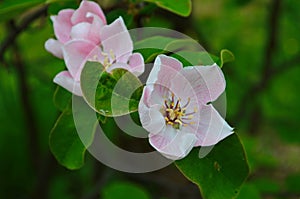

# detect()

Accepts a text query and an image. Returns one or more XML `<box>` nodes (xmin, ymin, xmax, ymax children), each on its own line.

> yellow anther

<box><xmin>101</xmin><ymin>51</ymin><xmax>108</xmax><ymax>56</ymax></box>
<box><xmin>93</xmin><ymin>55</ymin><xmax>98</xmax><ymax>60</ymax></box>
<box><xmin>170</xmin><ymin>102</ymin><xmax>174</xmax><ymax>107</ymax></box>
<box><xmin>109</xmin><ymin>49</ymin><xmax>115</xmax><ymax>60</ymax></box>
<box><xmin>163</xmin><ymin>93</ymin><xmax>195</xmax><ymax>129</ymax></box>
<box><xmin>103</xmin><ymin>56</ymin><xmax>110</xmax><ymax>68</ymax></box>
<box><xmin>175</xmin><ymin>119</ymin><xmax>182</xmax><ymax>125</ymax></box>
<box><xmin>188</xmin><ymin>115</ymin><xmax>194</xmax><ymax>119</ymax></box>
<box><xmin>177</xmin><ymin>112</ymin><xmax>185</xmax><ymax>117</ymax></box>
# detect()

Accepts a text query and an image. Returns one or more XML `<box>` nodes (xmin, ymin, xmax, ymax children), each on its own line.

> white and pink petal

<box><xmin>147</xmin><ymin>55</ymin><xmax>182</xmax><ymax>89</ymax></box>
<box><xmin>53</xmin><ymin>71</ymin><xmax>82</xmax><ymax>96</ymax></box>
<box><xmin>52</xmin><ymin>9</ymin><xmax>74</xmax><ymax>43</ymax></box>
<box><xmin>139</xmin><ymin>103</ymin><xmax>166</xmax><ymax>135</ymax></box>
<box><xmin>45</xmin><ymin>39</ymin><xmax>63</xmax><ymax>59</ymax></box>
<box><xmin>71</xmin><ymin>0</ymin><xmax>106</xmax><ymax>25</ymax></box>
<box><xmin>62</xmin><ymin>39</ymin><xmax>101</xmax><ymax>81</ymax></box>
<box><xmin>100</xmin><ymin>17</ymin><xmax>132</xmax><ymax>61</ymax></box>
<box><xmin>127</xmin><ymin>53</ymin><xmax>145</xmax><ymax>76</ymax></box>
<box><xmin>194</xmin><ymin>104</ymin><xmax>233</xmax><ymax>147</ymax></box>
<box><xmin>180</xmin><ymin>64</ymin><xmax>226</xmax><ymax>105</ymax></box>
<box><xmin>149</xmin><ymin>126</ymin><xmax>197</xmax><ymax>160</ymax></box>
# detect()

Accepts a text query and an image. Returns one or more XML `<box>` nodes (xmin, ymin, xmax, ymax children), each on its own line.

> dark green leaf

<box><xmin>134</xmin><ymin>36</ymin><xmax>196</xmax><ymax>63</ymax></box>
<box><xmin>171</xmin><ymin>51</ymin><xmax>218</xmax><ymax>67</ymax></box>
<box><xmin>49</xmin><ymin>100</ymin><xmax>97</xmax><ymax>169</ymax></box>
<box><xmin>236</xmin><ymin>183</ymin><xmax>261</xmax><ymax>199</ymax></box>
<box><xmin>53</xmin><ymin>86</ymin><xmax>72</xmax><ymax>112</ymax></box>
<box><xmin>106</xmin><ymin>9</ymin><xmax>134</xmax><ymax>28</ymax></box>
<box><xmin>101</xmin><ymin>181</ymin><xmax>151</xmax><ymax>199</ymax></box>
<box><xmin>144</xmin><ymin>0</ymin><xmax>192</xmax><ymax>17</ymax></box>
<box><xmin>47</xmin><ymin>0</ymin><xmax>78</xmax><ymax>15</ymax></box>
<box><xmin>0</xmin><ymin>0</ymin><xmax>44</xmax><ymax>22</ymax></box>
<box><xmin>80</xmin><ymin>62</ymin><xmax>143</xmax><ymax>117</ymax></box>
<box><xmin>134</xmin><ymin>36</ymin><xmax>175</xmax><ymax>63</ymax></box>
<box><xmin>175</xmin><ymin>134</ymin><xmax>249</xmax><ymax>199</ymax></box>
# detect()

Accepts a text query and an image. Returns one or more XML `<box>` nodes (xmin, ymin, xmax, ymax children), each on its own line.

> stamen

<box><xmin>182</xmin><ymin>97</ymin><xmax>191</xmax><ymax>108</ymax></box>
<box><xmin>170</xmin><ymin>102</ymin><xmax>174</xmax><ymax>108</ymax></box>
<box><xmin>92</xmin><ymin>55</ymin><xmax>98</xmax><ymax>61</ymax></box>
<box><xmin>101</xmin><ymin>52</ymin><xmax>108</xmax><ymax>56</ymax></box>
<box><xmin>109</xmin><ymin>49</ymin><xmax>116</xmax><ymax>60</ymax></box>
<box><xmin>187</xmin><ymin>115</ymin><xmax>194</xmax><ymax>119</ymax></box>
<box><xmin>171</xmin><ymin>93</ymin><xmax>175</xmax><ymax>108</ymax></box>
<box><xmin>103</xmin><ymin>56</ymin><xmax>110</xmax><ymax>68</ymax></box>
<box><xmin>163</xmin><ymin>93</ymin><xmax>195</xmax><ymax>129</ymax></box>
<box><xmin>175</xmin><ymin>98</ymin><xmax>181</xmax><ymax>109</ymax></box>
<box><xmin>175</xmin><ymin>119</ymin><xmax>182</xmax><ymax>125</ymax></box>
<box><xmin>164</xmin><ymin>100</ymin><xmax>169</xmax><ymax>108</ymax></box>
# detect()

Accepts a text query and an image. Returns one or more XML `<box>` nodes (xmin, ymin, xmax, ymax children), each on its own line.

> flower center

<box><xmin>163</xmin><ymin>93</ymin><xmax>196</xmax><ymax>129</ymax></box>
<box><xmin>93</xmin><ymin>49</ymin><xmax>116</xmax><ymax>69</ymax></box>
<box><xmin>102</xmin><ymin>49</ymin><xmax>116</xmax><ymax>68</ymax></box>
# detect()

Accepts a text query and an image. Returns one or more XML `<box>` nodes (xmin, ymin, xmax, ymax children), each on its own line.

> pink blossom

<box><xmin>138</xmin><ymin>55</ymin><xmax>233</xmax><ymax>160</ymax></box>
<box><xmin>45</xmin><ymin>0</ymin><xmax>144</xmax><ymax>96</ymax></box>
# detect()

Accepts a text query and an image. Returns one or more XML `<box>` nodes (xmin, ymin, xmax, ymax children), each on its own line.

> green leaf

<box><xmin>175</xmin><ymin>134</ymin><xmax>249</xmax><ymax>199</ymax></box>
<box><xmin>134</xmin><ymin>36</ymin><xmax>175</xmax><ymax>63</ymax></box>
<box><xmin>219</xmin><ymin>49</ymin><xmax>235</xmax><ymax>68</ymax></box>
<box><xmin>80</xmin><ymin>62</ymin><xmax>143</xmax><ymax>117</ymax></box>
<box><xmin>101</xmin><ymin>181</ymin><xmax>151</xmax><ymax>199</ymax></box>
<box><xmin>0</xmin><ymin>0</ymin><xmax>44</xmax><ymax>22</ymax></box>
<box><xmin>0</xmin><ymin>0</ymin><xmax>77</xmax><ymax>22</ymax></box>
<box><xmin>45</xmin><ymin>0</ymin><xmax>74</xmax><ymax>3</ymax></box>
<box><xmin>236</xmin><ymin>183</ymin><xmax>262</xmax><ymax>199</ymax></box>
<box><xmin>171</xmin><ymin>51</ymin><xmax>218</xmax><ymax>67</ymax></box>
<box><xmin>53</xmin><ymin>86</ymin><xmax>72</xmax><ymax>112</ymax></box>
<box><xmin>106</xmin><ymin>9</ymin><xmax>134</xmax><ymax>27</ymax></box>
<box><xmin>144</xmin><ymin>0</ymin><xmax>192</xmax><ymax>17</ymax></box>
<box><xmin>49</xmin><ymin>99</ymin><xmax>97</xmax><ymax>169</ymax></box>
<box><xmin>134</xmin><ymin>36</ymin><xmax>196</xmax><ymax>63</ymax></box>
<box><xmin>50</xmin><ymin>110</ymin><xmax>85</xmax><ymax>169</ymax></box>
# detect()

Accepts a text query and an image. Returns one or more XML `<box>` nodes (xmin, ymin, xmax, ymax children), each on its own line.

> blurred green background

<box><xmin>0</xmin><ymin>0</ymin><xmax>299</xmax><ymax>198</ymax></box>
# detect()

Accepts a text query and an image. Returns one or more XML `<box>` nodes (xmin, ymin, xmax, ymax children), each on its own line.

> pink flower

<box><xmin>138</xmin><ymin>55</ymin><xmax>233</xmax><ymax>160</ymax></box>
<box><xmin>45</xmin><ymin>0</ymin><xmax>144</xmax><ymax>96</ymax></box>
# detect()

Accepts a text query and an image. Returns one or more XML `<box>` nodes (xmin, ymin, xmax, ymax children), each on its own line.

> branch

<box><xmin>261</xmin><ymin>0</ymin><xmax>282</xmax><ymax>88</ymax></box>
<box><xmin>271</xmin><ymin>54</ymin><xmax>300</xmax><ymax>76</ymax></box>
<box><xmin>11</xmin><ymin>26</ymin><xmax>40</xmax><ymax>170</ymax></box>
<box><xmin>233</xmin><ymin>0</ymin><xmax>282</xmax><ymax>125</ymax></box>
<box><xmin>0</xmin><ymin>4</ymin><xmax>48</xmax><ymax>63</ymax></box>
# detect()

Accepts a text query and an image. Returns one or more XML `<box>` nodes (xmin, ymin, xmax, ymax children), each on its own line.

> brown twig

<box><xmin>233</xmin><ymin>0</ymin><xmax>282</xmax><ymax>127</ymax></box>
<box><xmin>11</xmin><ymin>21</ymin><xmax>40</xmax><ymax>170</ymax></box>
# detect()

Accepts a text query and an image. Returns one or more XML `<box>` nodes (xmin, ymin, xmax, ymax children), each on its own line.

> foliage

<box><xmin>0</xmin><ymin>0</ymin><xmax>299</xmax><ymax>199</ymax></box>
